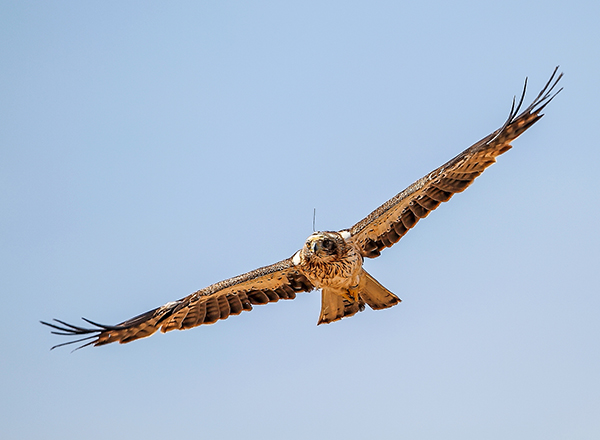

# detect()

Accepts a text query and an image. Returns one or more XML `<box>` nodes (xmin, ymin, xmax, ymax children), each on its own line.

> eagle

<box><xmin>42</xmin><ymin>68</ymin><xmax>562</xmax><ymax>350</ymax></box>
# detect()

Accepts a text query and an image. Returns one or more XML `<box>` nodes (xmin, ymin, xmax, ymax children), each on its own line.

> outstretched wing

<box><xmin>350</xmin><ymin>67</ymin><xmax>563</xmax><ymax>258</ymax></box>
<box><xmin>41</xmin><ymin>257</ymin><xmax>313</xmax><ymax>349</ymax></box>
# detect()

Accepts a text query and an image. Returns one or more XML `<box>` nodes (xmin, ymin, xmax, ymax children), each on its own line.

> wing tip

<box><xmin>487</xmin><ymin>66</ymin><xmax>562</xmax><ymax>147</ymax></box>
<box><xmin>41</xmin><ymin>317</ymin><xmax>105</xmax><ymax>351</ymax></box>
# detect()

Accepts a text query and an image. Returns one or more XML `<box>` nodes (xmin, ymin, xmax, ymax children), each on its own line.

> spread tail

<box><xmin>317</xmin><ymin>269</ymin><xmax>400</xmax><ymax>325</ymax></box>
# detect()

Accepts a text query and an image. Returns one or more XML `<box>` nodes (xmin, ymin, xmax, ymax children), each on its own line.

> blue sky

<box><xmin>1</xmin><ymin>1</ymin><xmax>599</xmax><ymax>439</ymax></box>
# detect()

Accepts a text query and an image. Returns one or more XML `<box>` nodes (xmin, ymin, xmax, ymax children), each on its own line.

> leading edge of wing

<box><xmin>41</xmin><ymin>257</ymin><xmax>314</xmax><ymax>350</ymax></box>
<box><xmin>349</xmin><ymin>67</ymin><xmax>563</xmax><ymax>258</ymax></box>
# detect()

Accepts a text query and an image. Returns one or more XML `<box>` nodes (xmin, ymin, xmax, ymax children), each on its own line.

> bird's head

<box><xmin>303</xmin><ymin>231</ymin><xmax>347</xmax><ymax>261</ymax></box>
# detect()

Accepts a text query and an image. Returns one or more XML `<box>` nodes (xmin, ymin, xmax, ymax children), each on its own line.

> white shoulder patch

<box><xmin>161</xmin><ymin>301</ymin><xmax>179</xmax><ymax>310</ymax></box>
<box><xmin>292</xmin><ymin>251</ymin><xmax>302</xmax><ymax>266</ymax></box>
<box><xmin>339</xmin><ymin>230</ymin><xmax>351</xmax><ymax>240</ymax></box>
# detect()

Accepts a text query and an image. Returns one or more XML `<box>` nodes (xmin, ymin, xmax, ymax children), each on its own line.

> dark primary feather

<box><xmin>350</xmin><ymin>67</ymin><xmax>563</xmax><ymax>258</ymax></box>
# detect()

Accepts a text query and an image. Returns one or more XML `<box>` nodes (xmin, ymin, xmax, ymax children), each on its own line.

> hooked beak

<box><xmin>306</xmin><ymin>234</ymin><xmax>322</xmax><ymax>253</ymax></box>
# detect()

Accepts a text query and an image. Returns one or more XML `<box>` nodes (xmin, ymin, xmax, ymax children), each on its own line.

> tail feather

<box><xmin>317</xmin><ymin>288</ymin><xmax>363</xmax><ymax>325</ymax></box>
<box><xmin>358</xmin><ymin>269</ymin><xmax>401</xmax><ymax>310</ymax></box>
<box><xmin>317</xmin><ymin>270</ymin><xmax>400</xmax><ymax>324</ymax></box>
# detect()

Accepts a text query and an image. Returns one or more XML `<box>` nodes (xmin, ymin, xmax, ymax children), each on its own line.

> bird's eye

<box><xmin>322</xmin><ymin>239</ymin><xmax>333</xmax><ymax>249</ymax></box>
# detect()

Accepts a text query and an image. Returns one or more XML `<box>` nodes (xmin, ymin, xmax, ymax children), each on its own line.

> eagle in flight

<box><xmin>42</xmin><ymin>68</ymin><xmax>562</xmax><ymax>350</ymax></box>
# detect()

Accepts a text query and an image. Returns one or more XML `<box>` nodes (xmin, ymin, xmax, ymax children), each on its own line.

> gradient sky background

<box><xmin>1</xmin><ymin>1</ymin><xmax>599</xmax><ymax>439</ymax></box>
